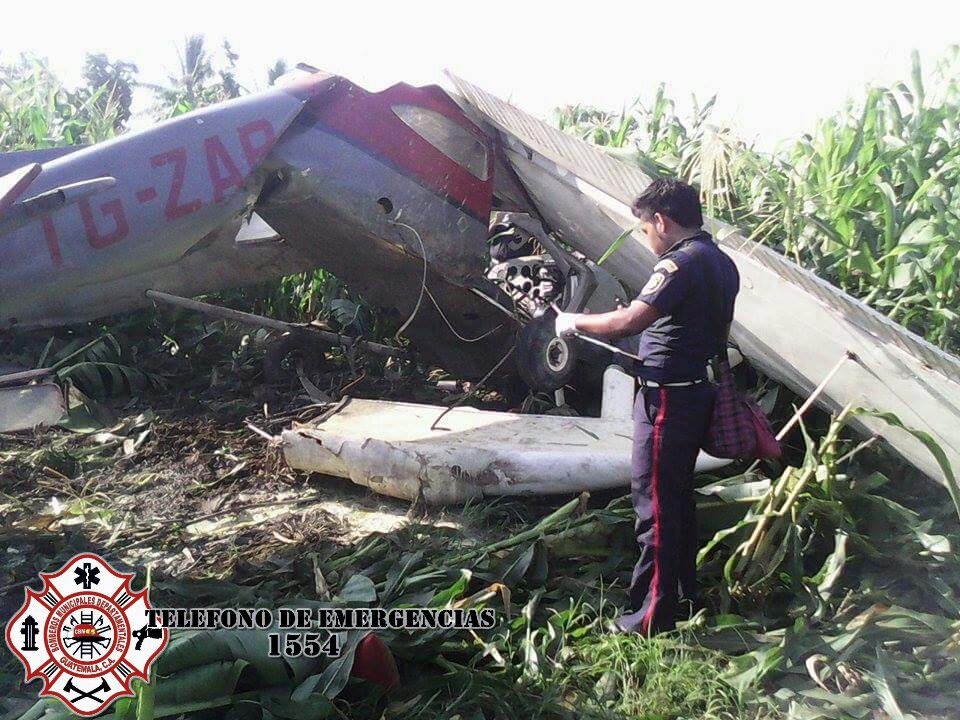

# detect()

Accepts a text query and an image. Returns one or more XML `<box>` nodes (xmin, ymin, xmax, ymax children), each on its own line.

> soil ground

<box><xmin>0</xmin><ymin>328</ymin><xmax>504</xmax><ymax>714</ymax></box>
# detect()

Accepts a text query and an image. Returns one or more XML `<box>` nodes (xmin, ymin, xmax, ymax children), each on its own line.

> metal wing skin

<box><xmin>0</xmin><ymin>71</ymin><xmax>513</xmax><ymax>377</ymax></box>
<box><xmin>446</xmin><ymin>71</ymin><xmax>960</xmax><ymax>488</ymax></box>
<box><xmin>0</xmin><ymin>147</ymin><xmax>81</xmax><ymax>177</ymax></box>
<box><xmin>0</xmin><ymin>77</ymin><xmax>318</xmax><ymax>330</ymax></box>
<box><xmin>0</xmin><ymin>163</ymin><xmax>42</xmax><ymax>214</ymax></box>
<box><xmin>0</xmin><ymin>175</ymin><xmax>118</xmax><ymax>236</ymax></box>
<box><xmin>253</xmin><ymin>75</ymin><xmax>514</xmax><ymax>375</ymax></box>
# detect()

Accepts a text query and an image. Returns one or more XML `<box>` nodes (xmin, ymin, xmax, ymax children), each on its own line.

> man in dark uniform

<box><xmin>554</xmin><ymin>179</ymin><xmax>739</xmax><ymax>634</ymax></box>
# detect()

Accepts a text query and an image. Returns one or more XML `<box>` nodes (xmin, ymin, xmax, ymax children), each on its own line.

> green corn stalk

<box><xmin>1</xmin><ymin>55</ymin><xmax>121</xmax><ymax>151</ymax></box>
<box><xmin>553</xmin><ymin>50</ymin><xmax>960</xmax><ymax>354</ymax></box>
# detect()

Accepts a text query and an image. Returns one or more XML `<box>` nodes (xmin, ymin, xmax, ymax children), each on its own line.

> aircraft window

<box><xmin>392</xmin><ymin>105</ymin><xmax>489</xmax><ymax>180</ymax></box>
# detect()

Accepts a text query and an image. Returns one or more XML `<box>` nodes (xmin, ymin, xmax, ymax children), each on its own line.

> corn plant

<box><xmin>749</xmin><ymin>51</ymin><xmax>960</xmax><ymax>350</ymax></box>
<box><xmin>0</xmin><ymin>55</ymin><xmax>122</xmax><ymax>151</ymax></box>
<box><xmin>693</xmin><ymin>408</ymin><xmax>960</xmax><ymax>716</ymax></box>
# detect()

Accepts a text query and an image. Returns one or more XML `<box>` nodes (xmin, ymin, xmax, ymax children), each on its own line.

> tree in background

<box><xmin>82</xmin><ymin>53</ymin><xmax>139</xmax><ymax>129</ymax></box>
<box><xmin>267</xmin><ymin>59</ymin><xmax>288</xmax><ymax>86</ymax></box>
<box><xmin>0</xmin><ymin>55</ymin><xmax>123</xmax><ymax>150</ymax></box>
<box><xmin>145</xmin><ymin>35</ymin><xmax>245</xmax><ymax>119</ymax></box>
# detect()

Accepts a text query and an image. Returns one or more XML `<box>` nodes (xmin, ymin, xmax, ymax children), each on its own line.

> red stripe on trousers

<box><xmin>642</xmin><ymin>388</ymin><xmax>669</xmax><ymax>634</ymax></box>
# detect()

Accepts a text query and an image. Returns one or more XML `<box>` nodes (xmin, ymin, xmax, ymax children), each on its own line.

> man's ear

<box><xmin>653</xmin><ymin>212</ymin><xmax>668</xmax><ymax>233</ymax></box>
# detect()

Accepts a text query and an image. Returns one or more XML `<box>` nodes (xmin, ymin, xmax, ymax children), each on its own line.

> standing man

<box><xmin>555</xmin><ymin>179</ymin><xmax>739</xmax><ymax>634</ymax></box>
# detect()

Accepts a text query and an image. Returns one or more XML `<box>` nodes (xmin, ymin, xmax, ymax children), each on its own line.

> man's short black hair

<box><xmin>631</xmin><ymin>179</ymin><xmax>703</xmax><ymax>228</ymax></box>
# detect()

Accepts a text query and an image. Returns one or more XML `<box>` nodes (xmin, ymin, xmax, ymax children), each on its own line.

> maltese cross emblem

<box><xmin>5</xmin><ymin>553</ymin><xmax>169</xmax><ymax>716</ymax></box>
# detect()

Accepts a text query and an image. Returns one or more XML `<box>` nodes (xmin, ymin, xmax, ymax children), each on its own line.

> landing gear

<box><xmin>515</xmin><ymin>315</ymin><xmax>579</xmax><ymax>393</ymax></box>
<box><xmin>485</xmin><ymin>212</ymin><xmax>629</xmax><ymax>399</ymax></box>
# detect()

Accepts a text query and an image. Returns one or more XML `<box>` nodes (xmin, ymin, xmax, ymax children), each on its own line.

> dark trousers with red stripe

<box><xmin>618</xmin><ymin>383</ymin><xmax>715</xmax><ymax>634</ymax></box>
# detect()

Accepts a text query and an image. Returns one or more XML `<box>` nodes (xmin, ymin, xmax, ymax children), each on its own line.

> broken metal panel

<box><xmin>446</xmin><ymin>72</ymin><xmax>960</xmax><ymax>488</ymax></box>
<box><xmin>0</xmin><ymin>382</ymin><xmax>65</xmax><ymax>433</ymax></box>
<box><xmin>259</xmin><ymin>77</ymin><xmax>494</xmax><ymax>283</ymax></box>
<box><xmin>307</xmin><ymin>223</ymin><xmax>514</xmax><ymax>377</ymax></box>
<box><xmin>234</xmin><ymin>212</ymin><xmax>280</xmax><ymax>244</ymax></box>
<box><xmin>282</xmin><ymin>399</ymin><xmax>730</xmax><ymax>504</ymax></box>
<box><xmin>0</xmin><ymin>163</ymin><xmax>41</xmax><ymax>214</ymax></box>
<box><xmin>257</xmin><ymin>189</ymin><xmax>515</xmax><ymax>377</ymax></box>
<box><xmin>256</xmin><ymin>79</ymin><xmax>516</xmax><ymax>377</ymax></box>
<box><xmin>0</xmin><ymin>77</ymin><xmax>315</xmax><ymax>329</ymax></box>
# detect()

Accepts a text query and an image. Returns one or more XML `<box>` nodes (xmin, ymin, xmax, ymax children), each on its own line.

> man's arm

<box><xmin>555</xmin><ymin>253</ymin><xmax>690</xmax><ymax>340</ymax></box>
<box><xmin>561</xmin><ymin>300</ymin><xmax>662</xmax><ymax>340</ymax></box>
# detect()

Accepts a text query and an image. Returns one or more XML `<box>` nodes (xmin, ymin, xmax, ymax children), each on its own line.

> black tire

<box><xmin>515</xmin><ymin>316</ymin><xmax>579</xmax><ymax>393</ymax></box>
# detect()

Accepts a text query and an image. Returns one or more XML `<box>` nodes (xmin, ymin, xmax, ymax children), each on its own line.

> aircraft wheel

<box><xmin>515</xmin><ymin>315</ymin><xmax>579</xmax><ymax>393</ymax></box>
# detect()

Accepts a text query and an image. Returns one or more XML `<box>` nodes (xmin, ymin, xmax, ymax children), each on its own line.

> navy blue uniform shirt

<box><xmin>633</xmin><ymin>231</ymin><xmax>740</xmax><ymax>383</ymax></box>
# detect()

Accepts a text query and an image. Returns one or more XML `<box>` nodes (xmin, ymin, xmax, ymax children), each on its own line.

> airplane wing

<box><xmin>446</xmin><ymin>71</ymin><xmax>960</xmax><ymax>490</ymax></box>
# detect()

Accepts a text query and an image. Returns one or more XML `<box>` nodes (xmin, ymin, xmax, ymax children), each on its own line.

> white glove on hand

<box><xmin>554</xmin><ymin>312</ymin><xmax>580</xmax><ymax>338</ymax></box>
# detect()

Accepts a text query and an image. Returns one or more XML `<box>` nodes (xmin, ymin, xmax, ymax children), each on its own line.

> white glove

<box><xmin>554</xmin><ymin>312</ymin><xmax>580</xmax><ymax>338</ymax></box>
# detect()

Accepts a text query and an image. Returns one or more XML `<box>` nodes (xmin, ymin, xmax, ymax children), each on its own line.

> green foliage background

<box><xmin>3</xmin><ymin>41</ymin><xmax>960</xmax><ymax>720</ymax></box>
<box><xmin>555</xmin><ymin>48</ymin><xmax>960</xmax><ymax>354</ymax></box>
<box><xmin>4</xmin><ymin>42</ymin><xmax>959</xmax><ymax>354</ymax></box>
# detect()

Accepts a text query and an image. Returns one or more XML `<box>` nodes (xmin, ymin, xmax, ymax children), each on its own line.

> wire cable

<box><xmin>430</xmin><ymin>346</ymin><xmax>515</xmax><ymax>431</ymax></box>
<box><xmin>469</xmin><ymin>287</ymin><xmax>524</xmax><ymax>323</ymax></box>
<box><xmin>424</xmin><ymin>286</ymin><xmax>503</xmax><ymax>343</ymax></box>
<box><xmin>388</xmin><ymin>212</ymin><xmax>427</xmax><ymax>343</ymax></box>
<box><xmin>390</xmin><ymin>211</ymin><xmax>506</xmax><ymax>344</ymax></box>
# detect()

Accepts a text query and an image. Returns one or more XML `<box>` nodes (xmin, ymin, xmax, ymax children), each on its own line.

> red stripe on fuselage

<box><xmin>303</xmin><ymin>80</ymin><xmax>492</xmax><ymax>221</ymax></box>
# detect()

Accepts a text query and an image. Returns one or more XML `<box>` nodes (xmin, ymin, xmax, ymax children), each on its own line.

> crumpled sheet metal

<box><xmin>445</xmin><ymin>72</ymin><xmax>960</xmax><ymax>489</ymax></box>
<box><xmin>282</xmin><ymin>399</ymin><xmax>729</xmax><ymax>504</ymax></box>
<box><xmin>0</xmin><ymin>382</ymin><xmax>65</xmax><ymax>432</ymax></box>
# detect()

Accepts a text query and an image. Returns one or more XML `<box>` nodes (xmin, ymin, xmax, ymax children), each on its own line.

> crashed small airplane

<box><xmin>1</xmin><ymin>66</ymin><xmax>958</xmax><ymax>496</ymax></box>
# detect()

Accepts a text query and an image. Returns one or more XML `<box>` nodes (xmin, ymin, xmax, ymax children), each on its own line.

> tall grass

<box><xmin>555</xmin><ymin>49</ymin><xmax>960</xmax><ymax>354</ymax></box>
<box><xmin>0</xmin><ymin>55</ymin><xmax>121</xmax><ymax>150</ymax></box>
